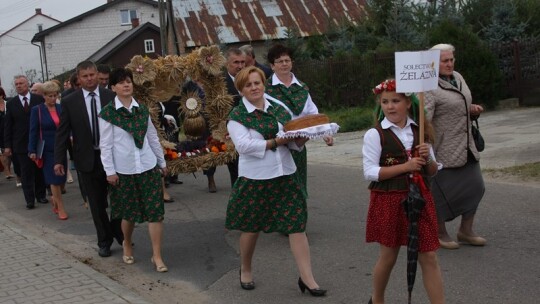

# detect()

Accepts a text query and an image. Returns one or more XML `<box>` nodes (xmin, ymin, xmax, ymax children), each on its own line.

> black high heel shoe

<box><xmin>298</xmin><ymin>277</ymin><xmax>327</xmax><ymax>297</ymax></box>
<box><xmin>239</xmin><ymin>269</ymin><xmax>255</xmax><ymax>290</ymax></box>
<box><xmin>368</xmin><ymin>297</ymin><xmax>373</xmax><ymax>304</ymax></box>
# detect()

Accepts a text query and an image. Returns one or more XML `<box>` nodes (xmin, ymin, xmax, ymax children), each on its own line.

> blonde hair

<box><xmin>234</xmin><ymin>66</ymin><xmax>265</xmax><ymax>92</ymax></box>
<box><xmin>41</xmin><ymin>81</ymin><xmax>60</xmax><ymax>94</ymax></box>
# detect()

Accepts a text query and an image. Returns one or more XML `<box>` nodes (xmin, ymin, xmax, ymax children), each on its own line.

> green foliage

<box><xmin>461</xmin><ymin>0</ymin><xmax>495</xmax><ymax>34</ymax></box>
<box><xmin>364</xmin><ymin>0</ymin><xmax>395</xmax><ymax>37</ymax></box>
<box><xmin>514</xmin><ymin>0</ymin><xmax>540</xmax><ymax>37</ymax></box>
<box><xmin>278</xmin><ymin>0</ymin><xmax>532</xmax><ymax>111</ymax></box>
<box><xmin>428</xmin><ymin>20</ymin><xmax>503</xmax><ymax>109</ymax></box>
<box><xmin>482</xmin><ymin>0</ymin><xmax>527</xmax><ymax>42</ymax></box>
<box><xmin>325</xmin><ymin>106</ymin><xmax>376</xmax><ymax>132</ymax></box>
<box><xmin>384</xmin><ymin>0</ymin><xmax>426</xmax><ymax>48</ymax></box>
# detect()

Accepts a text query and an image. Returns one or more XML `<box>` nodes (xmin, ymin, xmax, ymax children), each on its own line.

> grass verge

<box><xmin>324</xmin><ymin>107</ymin><xmax>374</xmax><ymax>133</ymax></box>
<box><xmin>483</xmin><ymin>162</ymin><xmax>540</xmax><ymax>182</ymax></box>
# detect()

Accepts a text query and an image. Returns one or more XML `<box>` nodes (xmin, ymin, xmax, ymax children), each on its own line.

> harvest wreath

<box><xmin>125</xmin><ymin>45</ymin><xmax>236</xmax><ymax>174</ymax></box>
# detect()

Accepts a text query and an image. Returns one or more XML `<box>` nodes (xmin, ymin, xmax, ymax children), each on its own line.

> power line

<box><xmin>1</xmin><ymin>33</ymin><xmax>32</xmax><ymax>42</ymax></box>
<box><xmin>0</xmin><ymin>0</ymin><xmax>39</xmax><ymax>18</ymax></box>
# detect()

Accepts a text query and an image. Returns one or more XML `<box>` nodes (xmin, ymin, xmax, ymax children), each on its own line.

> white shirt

<box><xmin>362</xmin><ymin>117</ymin><xmax>437</xmax><ymax>182</ymax></box>
<box><xmin>266</xmin><ymin>73</ymin><xmax>318</xmax><ymax>119</ymax></box>
<box><xmin>99</xmin><ymin>97</ymin><xmax>166</xmax><ymax>176</ymax></box>
<box><xmin>227</xmin><ymin>97</ymin><xmax>303</xmax><ymax>180</ymax></box>
<box><xmin>18</xmin><ymin>93</ymin><xmax>31</xmax><ymax>106</ymax></box>
<box><xmin>82</xmin><ymin>88</ymin><xmax>101</xmax><ymax>138</ymax></box>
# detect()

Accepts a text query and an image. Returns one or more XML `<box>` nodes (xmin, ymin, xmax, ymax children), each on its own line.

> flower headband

<box><xmin>372</xmin><ymin>79</ymin><xmax>396</xmax><ymax>95</ymax></box>
<box><xmin>372</xmin><ymin>79</ymin><xmax>421</xmax><ymax>123</ymax></box>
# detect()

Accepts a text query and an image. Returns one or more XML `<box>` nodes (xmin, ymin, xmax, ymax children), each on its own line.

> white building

<box><xmin>32</xmin><ymin>0</ymin><xmax>159</xmax><ymax>80</ymax></box>
<box><xmin>0</xmin><ymin>9</ymin><xmax>60</xmax><ymax>96</ymax></box>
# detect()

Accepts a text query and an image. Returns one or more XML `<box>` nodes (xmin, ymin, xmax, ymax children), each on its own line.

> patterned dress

<box><xmin>100</xmin><ymin>103</ymin><xmax>164</xmax><ymax>223</ymax></box>
<box><xmin>265</xmin><ymin>76</ymin><xmax>314</xmax><ymax>198</ymax></box>
<box><xmin>225</xmin><ymin>100</ymin><xmax>307</xmax><ymax>233</ymax></box>
<box><xmin>365</xmin><ymin>126</ymin><xmax>439</xmax><ymax>252</ymax></box>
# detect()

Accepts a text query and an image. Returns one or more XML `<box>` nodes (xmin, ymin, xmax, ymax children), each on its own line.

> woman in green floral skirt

<box><xmin>264</xmin><ymin>44</ymin><xmax>333</xmax><ymax>198</ymax></box>
<box><xmin>99</xmin><ymin>68</ymin><xmax>168</xmax><ymax>272</ymax></box>
<box><xmin>226</xmin><ymin>66</ymin><xmax>326</xmax><ymax>296</ymax></box>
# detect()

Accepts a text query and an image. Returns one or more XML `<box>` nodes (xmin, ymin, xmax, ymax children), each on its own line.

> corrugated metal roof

<box><xmin>171</xmin><ymin>0</ymin><xmax>366</xmax><ymax>47</ymax></box>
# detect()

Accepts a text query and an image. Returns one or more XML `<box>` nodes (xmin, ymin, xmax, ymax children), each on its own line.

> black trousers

<box><xmin>11</xmin><ymin>153</ymin><xmax>21</xmax><ymax>176</ymax></box>
<box><xmin>79</xmin><ymin>151</ymin><xmax>123</xmax><ymax>248</ymax></box>
<box><xmin>15</xmin><ymin>153</ymin><xmax>46</xmax><ymax>204</ymax></box>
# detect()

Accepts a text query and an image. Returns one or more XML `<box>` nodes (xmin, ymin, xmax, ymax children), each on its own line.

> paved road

<box><xmin>0</xmin><ymin>107</ymin><xmax>539</xmax><ymax>304</ymax></box>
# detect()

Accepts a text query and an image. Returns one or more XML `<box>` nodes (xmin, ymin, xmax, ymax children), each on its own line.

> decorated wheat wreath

<box><xmin>125</xmin><ymin>45</ymin><xmax>236</xmax><ymax>174</ymax></box>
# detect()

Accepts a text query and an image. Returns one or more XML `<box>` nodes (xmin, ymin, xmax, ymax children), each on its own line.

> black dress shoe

<box><xmin>298</xmin><ymin>277</ymin><xmax>326</xmax><ymax>297</ymax></box>
<box><xmin>170</xmin><ymin>179</ymin><xmax>183</xmax><ymax>184</ymax></box>
<box><xmin>98</xmin><ymin>246</ymin><xmax>112</xmax><ymax>257</ymax></box>
<box><xmin>163</xmin><ymin>197</ymin><xmax>175</xmax><ymax>203</ymax></box>
<box><xmin>37</xmin><ymin>198</ymin><xmax>49</xmax><ymax>204</ymax></box>
<box><xmin>26</xmin><ymin>203</ymin><xmax>35</xmax><ymax>210</ymax></box>
<box><xmin>239</xmin><ymin>269</ymin><xmax>255</xmax><ymax>290</ymax></box>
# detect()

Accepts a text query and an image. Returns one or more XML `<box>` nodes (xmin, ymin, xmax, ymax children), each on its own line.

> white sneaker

<box><xmin>16</xmin><ymin>182</ymin><xmax>22</xmax><ymax>187</ymax></box>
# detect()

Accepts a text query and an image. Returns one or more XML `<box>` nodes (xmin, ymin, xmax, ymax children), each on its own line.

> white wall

<box><xmin>41</xmin><ymin>0</ymin><xmax>159</xmax><ymax>78</ymax></box>
<box><xmin>0</xmin><ymin>15</ymin><xmax>59</xmax><ymax>96</ymax></box>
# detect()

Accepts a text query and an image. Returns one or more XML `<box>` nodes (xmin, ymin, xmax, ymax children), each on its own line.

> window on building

<box><xmin>120</xmin><ymin>9</ymin><xmax>137</xmax><ymax>25</ymax></box>
<box><xmin>144</xmin><ymin>39</ymin><xmax>155</xmax><ymax>53</ymax></box>
<box><xmin>37</xmin><ymin>24</ymin><xmax>43</xmax><ymax>32</ymax></box>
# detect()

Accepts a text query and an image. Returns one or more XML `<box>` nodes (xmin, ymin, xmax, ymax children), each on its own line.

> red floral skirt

<box><xmin>366</xmin><ymin>189</ymin><xmax>439</xmax><ymax>252</ymax></box>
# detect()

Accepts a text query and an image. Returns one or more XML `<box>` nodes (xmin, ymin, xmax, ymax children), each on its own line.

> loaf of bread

<box><xmin>284</xmin><ymin>114</ymin><xmax>330</xmax><ymax>131</ymax></box>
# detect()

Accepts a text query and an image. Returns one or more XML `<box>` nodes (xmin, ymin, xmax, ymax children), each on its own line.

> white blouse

<box><xmin>362</xmin><ymin>117</ymin><xmax>437</xmax><ymax>182</ymax></box>
<box><xmin>227</xmin><ymin>97</ymin><xmax>303</xmax><ymax>180</ymax></box>
<box><xmin>99</xmin><ymin>97</ymin><xmax>166</xmax><ymax>176</ymax></box>
<box><xmin>266</xmin><ymin>73</ymin><xmax>318</xmax><ymax>118</ymax></box>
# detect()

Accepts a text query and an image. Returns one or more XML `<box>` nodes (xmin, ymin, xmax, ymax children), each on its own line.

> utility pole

<box><xmin>158</xmin><ymin>0</ymin><xmax>168</xmax><ymax>55</ymax></box>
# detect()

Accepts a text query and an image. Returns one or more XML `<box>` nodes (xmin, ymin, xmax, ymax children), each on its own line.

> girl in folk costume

<box><xmin>99</xmin><ymin>68</ymin><xmax>168</xmax><ymax>272</ymax></box>
<box><xmin>226</xmin><ymin>67</ymin><xmax>326</xmax><ymax>296</ymax></box>
<box><xmin>362</xmin><ymin>79</ymin><xmax>444</xmax><ymax>304</ymax></box>
<box><xmin>264</xmin><ymin>44</ymin><xmax>333</xmax><ymax>197</ymax></box>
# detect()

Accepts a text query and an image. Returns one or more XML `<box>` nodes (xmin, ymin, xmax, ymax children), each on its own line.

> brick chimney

<box><xmin>131</xmin><ymin>18</ymin><xmax>140</xmax><ymax>28</ymax></box>
<box><xmin>35</xmin><ymin>8</ymin><xmax>42</xmax><ymax>14</ymax></box>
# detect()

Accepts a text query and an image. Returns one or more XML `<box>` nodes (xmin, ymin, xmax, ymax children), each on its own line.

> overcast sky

<box><xmin>0</xmin><ymin>0</ymin><xmax>106</xmax><ymax>34</ymax></box>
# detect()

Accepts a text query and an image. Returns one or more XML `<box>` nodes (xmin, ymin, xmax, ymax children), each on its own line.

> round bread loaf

<box><xmin>284</xmin><ymin>114</ymin><xmax>330</xmax><ymax>131</ymax></box>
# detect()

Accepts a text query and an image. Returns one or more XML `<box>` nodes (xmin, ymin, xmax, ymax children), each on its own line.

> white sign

<box><xmin>395</xmin><ymin>50</ymin><xmax>440</xmax><ymax>93</ymax></box>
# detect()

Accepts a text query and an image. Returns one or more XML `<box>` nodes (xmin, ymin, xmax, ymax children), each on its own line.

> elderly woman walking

<box><xmin>425</xmin><ymin>43</ymin><xmax>486</xmax><ymax>249</ymax></box>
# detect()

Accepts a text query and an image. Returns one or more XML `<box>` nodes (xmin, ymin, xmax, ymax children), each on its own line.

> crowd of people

<box><xmin>0</xmin><ymin>42</ymin><xmax>487</xmax><ymax>302</ymax></box>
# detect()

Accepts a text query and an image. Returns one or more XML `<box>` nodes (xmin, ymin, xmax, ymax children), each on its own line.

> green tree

<box><xmin>364</xmin><ymin>0</ymin><xmax>395</xmax><ymax>37</ymax></box>
<box><xmin>428</xmin><ymin>20</ymin><xmax>503</xmax><ymax>108</ymax></box>
<box><xmin>514</xmin><ymin>0</ymin><xmax>540</xmax><ymax>37</ymax></box>
<box><xmin>460</xmin><ymin>0</ymin><xmax>495</xmax><ymax>34</ymax></box>
<box><xmin>384</xmin><ymin>0</ymin><xmax>425</xmax><ymax>48</ymax></box>
<box><xmin>482</xmin><ymin>0</ymin><xmax>527</xmax><ymax>42</ymax></box>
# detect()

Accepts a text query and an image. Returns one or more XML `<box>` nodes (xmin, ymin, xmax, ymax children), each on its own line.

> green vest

<box><xmin>228</xmin><ymin>99</ymin><xmax>292</xmax><ymax>140</ymax></box>
<box><xmin>265</xmin><ymin>78</ymin><xmax>310</xmax><ymax>116</ymax></box>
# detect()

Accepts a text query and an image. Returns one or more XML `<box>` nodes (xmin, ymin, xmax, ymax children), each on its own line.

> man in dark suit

<box><xmin>54</xmin><ymin>61</ymin><xmax>123</xmax><ymax>258</ymax></box>
<box><xmin>223</xmin><ymin>48</ymin><xmax>246</xmax><ymax>186</ymax></box>
<box><xmin>3</xmin><ymin>75</ymin><xmax>47</xmax><ymax>209</ymax></box>
<box><xmin>239</xmin><ymin>44</ymin><xmax>273</xmax><ymax>79</ymax></box>
<box><xmin>224</xmin><ymin>48</ymin><xmax>246</xmax><ymax>107</ymax></box>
